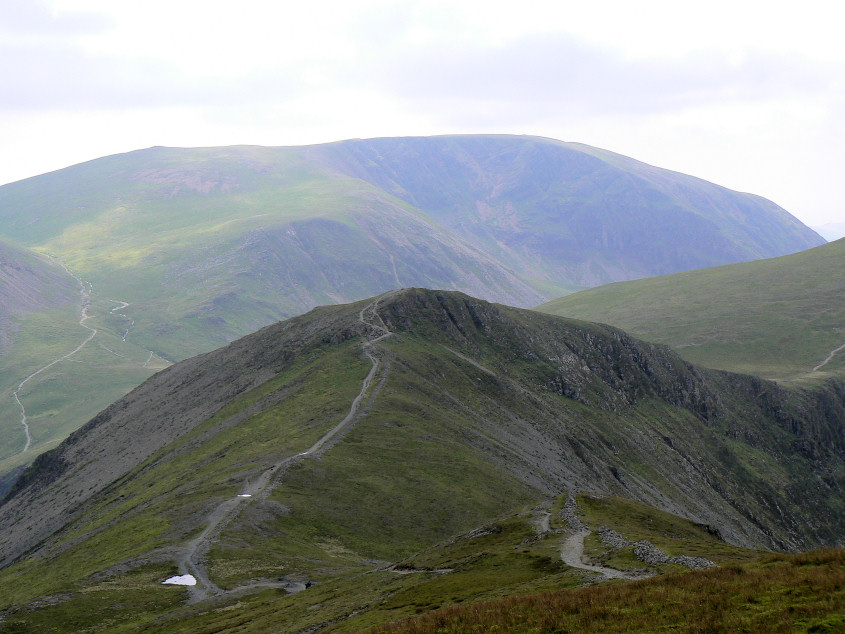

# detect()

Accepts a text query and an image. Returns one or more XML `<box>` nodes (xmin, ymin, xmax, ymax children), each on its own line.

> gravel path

<box><xmin>560</xmin><ymin>530</ymin><xmax>638</xmax><ymax>580</ymax></box>
<box><xmin>176</xmin><ymin>294</ymin><xmax>396</xmax><ymax>603</ymax></box>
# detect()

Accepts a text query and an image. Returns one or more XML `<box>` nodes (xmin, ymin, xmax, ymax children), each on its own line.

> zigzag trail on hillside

<box><xmin>11</xmin><ymin>262</ymin><xmax>97</xmax><ymax>455</ymax></box>
<box><xmin>177</xmin><ymin>292</ymin><xmax>398</xmax><ymax>603</ymax></box>
<box><xmin>812</xmin><ymin>343</ymin><xmax>845</xmax><ymax>373</ymax></box>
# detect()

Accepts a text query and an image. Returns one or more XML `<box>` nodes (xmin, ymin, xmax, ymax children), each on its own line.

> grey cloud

<box><xmin>365</xmin><ymin>34</ymin><xmax>834</xmax><ymax>119</ymax></box>
<box><xmin>0</xmin><ymin>40</ymin><xmax>306</xmax><ymax>111</ymax></box>
<box><xmin>0</xmin><ymin>0</ymin><xmax>113</xmax><ymax>36</ymax></box>
<box><xmin>2</xmin><ymin>11</ymin><xmax>837</xmax><ymax>127</ymax></box>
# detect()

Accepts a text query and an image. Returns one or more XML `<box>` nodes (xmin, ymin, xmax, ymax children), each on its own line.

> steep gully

<box><xmin>175</xmin><ymin>293</ymin><xmax>396</xmax><ymax>602</ymax></box>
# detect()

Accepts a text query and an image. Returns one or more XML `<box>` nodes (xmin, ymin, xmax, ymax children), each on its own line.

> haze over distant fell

<box><xmin>0</xmin><ymin>135</ymin><xmax>824</xmax><ymax>466</ymax></box>
<box><xmin>0</xmin><ymin>136</ymin><xmax>822</xmax><ymax>358</ymax></box>
<box><xmin>813</xmin><ymin>221</ymin><xmax>845</xmax><ymax>241</ymax></box>
<box><xmin>317</xmin><ymin>136</ymin><xmax>822</xmax><ymax>287</ymax></box>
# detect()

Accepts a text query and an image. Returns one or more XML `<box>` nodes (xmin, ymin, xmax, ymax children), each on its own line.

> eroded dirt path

<box><xmin>560</xmin><ymin>530</ymin><xmax>638</xmax><ymax>580</ymax></box>
<box><xmin>558</xmin><ymin>493</ymin><xmax>644</xmax><ymax>581</ymax></box>
<box><xmin>178</xmin><ymin>294</ymin><xmax>396</xmax><ymax>603</ymax></box>
<box><xmin>813</xmin><ymin>342</ymin><xmax>845</xmax><ymax>372</ymax></box>
<box><xmin>12</xmin><ymin>263</ymin><xmax>97</xmax><ymax>454</ymax></box>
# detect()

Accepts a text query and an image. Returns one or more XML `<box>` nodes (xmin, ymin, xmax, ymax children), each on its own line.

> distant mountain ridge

<box><xmin>0</xmin><ymin>135</ymin><xmax>824</xmax><ymax>465</ymax></box>
<box><xmin>538</xmin><ymin>238</ymin><xmax>845</xmax><ymax>381</ymax></box>
<box><xmin>0</xmin><ymin>135</ymin><xmax>822</xmax><ymax>358</ymax></box>
<box><xmin>316</xmin><ymin>136</ymin><xmax>822</xmax><ymax>287</ymax></box>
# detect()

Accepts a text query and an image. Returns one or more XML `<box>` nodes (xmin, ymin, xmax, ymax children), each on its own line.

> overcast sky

<box><xmin>2</xmin><ymin>0</ymin><xmax>843</xmax><ymax>226</ymax></box>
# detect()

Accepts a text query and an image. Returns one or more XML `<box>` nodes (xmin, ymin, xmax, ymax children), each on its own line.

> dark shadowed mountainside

<box><xmin>315</xmin><ymin>136</ymin><xmax>823</xmax><ymax>287</ymax></box>
<box><xmin>0</xmin><ymin>240</ymin><xmax>77</xmax><ymax>353</ymax></box>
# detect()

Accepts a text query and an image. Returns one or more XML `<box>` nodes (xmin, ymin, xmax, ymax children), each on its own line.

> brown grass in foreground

<box><xmin>367</xmin><ymin>549</ymin><xmax>845</xmax><ymax>633</ymax></box>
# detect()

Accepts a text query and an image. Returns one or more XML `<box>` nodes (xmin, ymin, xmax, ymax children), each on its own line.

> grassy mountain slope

<box><xmin>0</xmin><ymin>240</ymin><xmax>76</xmax><ymax>352</ymax></box>
<box><xmin>0</xmin><ymin>136</ymin><xmax>823</xmax><ymax>360</ymax></box>
<box><xmin>0</xmin><ymin>144</ymin><xmax>545</xmax><ymax>360</ymax></box>
<box><xmin>538</xmin><ymin>239</ymin><xmax>845</xmax><ymax>382</ymax></box>
<box><xmin>0</xmin><ymin>491</ymin><xmax>770</xmax><ymax>632</ymax></box>
<box><xmin>0</xmin><ymin>136</ymin><xmax>823</xmax><ymax>467</ymax></box>
<box><xmin>0</xmin><ymin>241</ymin><xmax>168</xmax><ymax>483</ymax></box>
<box><xmin>0</xmin><ymin>289</ymin><xmax>842</xmax><ymax>631</ymax></box>
<box><xmin>0</xmin><ymin>255</ymin><xmax>170</xmax><ymax>473</ymax></box>
<box><xmin>317</xmin><ymin>135</ymin><xmax>822</xmax><ymax>288</ymax></box>
<box><xmin>0</xmin><ymin>241</ymin><xmax>78</xmax><ymax>484</ymax></box>
<box><xmin>373</xmin><ymin>547</ymin><xmax>845</xmax><ymax>633</ymax></box>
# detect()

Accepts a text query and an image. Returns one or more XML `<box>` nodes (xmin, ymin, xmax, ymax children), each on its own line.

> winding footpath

<box><xmin>560</xmin><ymin>530</ymin><xmax>640</xmax><ymax>580</ymax></box>
<box><xmin>11</xmin><ymin>263</ymin><xmax>97</xmax><ymax>454</ymax></box>
<box><xmin>11</xmin><ymin>261</ymin><xmax>152</xmax><ymax>455</ymax></box>
<box><xmin>176</xmin><ymin>294</ymin><xmax>396</xmax><ymax>603</ymax></box>
<box><xmin>812</xmin><ymin>342</ymin><xmax>845</xmax><ymax>373</ymax></box>
<box><xmin>109</xmin><ymin>300</ymin><xmax>134</xmax><ymax>342</ymax></box>
<box><xmin>558</xmin><ymin>493</ymin><xmax>644</xmax><ymax>581</ymax></box>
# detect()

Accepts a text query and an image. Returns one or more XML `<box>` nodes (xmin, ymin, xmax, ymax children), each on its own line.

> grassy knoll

<box><xmin>576</xmin><ymin>494</ymin><xmax>763</xmax><ymax>574</ymax></box>
<box><xmin>538</xmin><ymin>239</ymin><xmax>845</xmax><ymax>382</ymax></box>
